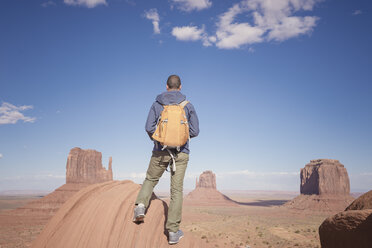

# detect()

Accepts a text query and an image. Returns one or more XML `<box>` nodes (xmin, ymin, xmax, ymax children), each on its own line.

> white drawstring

<box><xmin>166</xmin><ymin>149</ymin><xmax>176</xmax><ymax>172</ymax></box>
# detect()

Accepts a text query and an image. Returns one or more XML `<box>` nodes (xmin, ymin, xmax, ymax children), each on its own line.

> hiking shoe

<box><xmin>168</xmin><ymin>230</ymin><xmax>184</xmax><ymax>245</ymax></box>
<box><xmin>132</xmin><ymin>203</ymin><xmax>145</xmax><ymax>223</ymax></box>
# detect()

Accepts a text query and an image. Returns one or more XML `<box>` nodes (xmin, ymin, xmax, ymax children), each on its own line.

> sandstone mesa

<box><xmin>185</xmin><ymin>170</ymin><xmax>237</xmax><ymax>206</ymax></box>
<box><xmin>285</xmin><ymin>159</ymin><xmax>354</xmax><ymax>212</ymax></box>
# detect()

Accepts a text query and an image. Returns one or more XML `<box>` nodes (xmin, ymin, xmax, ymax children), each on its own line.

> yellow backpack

<box><xmin>152</xmin><ymin>100</ymin><xmax>190</xmax><ymax>151</ymax></box>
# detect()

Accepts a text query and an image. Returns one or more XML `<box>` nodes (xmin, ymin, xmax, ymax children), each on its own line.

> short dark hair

<box><xmin>166</xmin><ymin>75</ymin><xmax>181</xmax><ymax>89</ymax></box>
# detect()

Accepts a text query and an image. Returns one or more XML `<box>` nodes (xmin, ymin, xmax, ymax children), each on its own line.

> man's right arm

<box><xmin>145</xmin><ymin>103</ymin><xmax>157</xmax><ymax>139</ymax></box>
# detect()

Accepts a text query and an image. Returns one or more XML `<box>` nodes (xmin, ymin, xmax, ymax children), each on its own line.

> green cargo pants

<box><xmin>135</xmin><ymin>150</ymin><xmax>189</xmax><ymax>233</ymax></box>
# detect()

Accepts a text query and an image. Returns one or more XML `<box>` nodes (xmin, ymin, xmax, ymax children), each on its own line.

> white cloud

<box><xmin>215</xmin><ymin>2</ymin><xmax>264</xmax><ymax>49</ymax></box>
<box><xmin>216</xmin><ymin>0</ymin><xmax>320</xmax><ymax>48</ymax></box>
<box><xmin>1</xmin><ymin>174</ymin><xmax>65</xmax><ymax>180</ymax></box>
<box><xmin>171</xmin><ymin>25</ymin><xmax>213</xmax><ymax>46</ymax></box>
<box><xmin>0</xmin><ymin>102</ymin><xmax>36</xmax><ymax>125</ymax></box>
<box><xmin>116</xmin><ymin>172</ymin><xmax>146</xmax><ymax>180</ymax></box>
<box><xmin>172</xmin><ymin>25</ymin><xmax>205</xmax><ymax>41</ymax></box>
<box><xmin>171</xmin><ymin>0</ymin><xmax>321</xmax><ymax>49</ymax></box>
<box><xmin>63</xmin><ymin>0</ymin><xmax>107</xmax><ymax>8</ymax></box>
<box><xmin>0</xmin><ymin>154</ymin><xmax>3</xmax><ymax>159</ymax></box>
<box><xmin>171</xmin><ymin>0</ymin><xmax>212</xmax><ymax>12</ymax></box>
<box><xmin>358</xmin><ymin>172</ymin><xmax>372</xmax><ymax>176</ymax></box>
<box><xmin>144</xmin><ymin>9</ymin><xmax>160</xmax><ymax>34</ymax></box>
<box><xmin>266</xmin><ymin>15</ymin><xmax>318</xmax><ymax>41</ymax></box>
<box><xmin>41</xmin><ymin>1</ymin><xmax>56</xmax><ymax>7</ymax></box>
<box><xmin>216</xmin><ymin>170</ymin><xmax>299</xmax><ymax>177</ymax></box>
<box><xmin>352</xmin><ymin>10</ymin><xmax>362</xmax><ymax>16</ymax></box>
<box><xmin>215</xmin><ymin>4</ymin><xmax>265</xmax><ymax>49</ymax></box>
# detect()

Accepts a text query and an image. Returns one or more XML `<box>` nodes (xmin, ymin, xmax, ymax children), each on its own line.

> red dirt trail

<box><xmin>31</xmin><ymin>180</ymin><xmax>208</xmax><ymax>248</ymax></box>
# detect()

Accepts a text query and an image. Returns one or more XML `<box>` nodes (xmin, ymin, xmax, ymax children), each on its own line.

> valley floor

<box><xmin>0</xmin><ymin>193</ymin><xmax>335</xmax><ymax>248</ymax></box>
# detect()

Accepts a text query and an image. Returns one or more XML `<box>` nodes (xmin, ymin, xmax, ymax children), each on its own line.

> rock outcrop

<box><xmin>66</xmin><ymin>147</ymin><xmax>113</xmax><ymax>184</ymax></box>
<box><xmin>346</xmin><ymin>190</ymin><xmax>372</xmax><ymax>210</ymax></box>
<box><xmin>301</xmin><ymin>159</ymin><xmax>350</xmax><ymax>195</ymax></box>
<box><xmin>16</xmin><ymin>148</ymin><xmax>113</xmax><ymax>215</ymax></box>
<box><xmin>196</xmin><ymin>170</ymin><xmax>216</xmax><ymax>189</ymax></box>
<box><xmin>16</xmin><ymin>183</ymin><xmax>90</xmax><ymax>214</ymax></box>
<box><xmin>32</xmin><ymin>180</ymin><xmax>208</xmax><ymax>248</ymax></box>
<box><xmin>285</xmin><ymin>159</ymin><xmax>354</xmax><ymax>212</ymax></box>
<box><xmin>0</xmin><ymin>147</ymin><xmax>115</xmax><ymax>248</ymax></box>
<box><xmin>185</xmin><ymin>171</ymin><xmax>237</xmax><ymax>206</ymax></box>
<box><xmin>319</xmin><ymin>190</ymin><xmax>372</xmax><ymax>248</ymax></box>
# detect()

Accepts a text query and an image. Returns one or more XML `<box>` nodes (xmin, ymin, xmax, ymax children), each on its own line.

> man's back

<box><xmin>145</xmin><ymin>90</ymin><xmax>199</xmax><ymax>154</ymax></box>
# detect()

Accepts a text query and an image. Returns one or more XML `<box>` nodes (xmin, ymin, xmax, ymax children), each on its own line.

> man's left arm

<box><xmin>186</xmin><ymin>103</ymin><xmax>199</xmax><ymax>138</ymax></box>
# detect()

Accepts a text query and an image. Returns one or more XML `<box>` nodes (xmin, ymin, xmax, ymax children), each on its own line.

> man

<box><xmin>133</xmin><ymin>75</ymin><xmax>199</xmax><ymax>245</ymax></box>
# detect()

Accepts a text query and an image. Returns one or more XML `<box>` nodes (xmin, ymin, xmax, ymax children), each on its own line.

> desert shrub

<box><xmin>294</xmin><ymin>230</ymin><xmax>300</xmax><ymax>234</ymax></box>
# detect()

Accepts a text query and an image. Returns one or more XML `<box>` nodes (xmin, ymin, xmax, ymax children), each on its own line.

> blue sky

<box><xmin>0</xmin><ymin>0</ymin><xmax>371</xmax><ymax>192</ymax></box>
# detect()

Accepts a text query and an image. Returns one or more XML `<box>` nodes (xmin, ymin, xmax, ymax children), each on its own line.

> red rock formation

<box><xmin>17</xmin><ymin>148</ymin><xmax>113</xmax><ymax>215</ymax></box>
<box><xmin>32</xmin><ymin>180</ymin><xmax>209</xmax><ymax>248</ymax></box>
<box><xmin>0</xmin><ymin>147</ymin><xmax>115</xmax><ymax>248</ymax></box>
<box><xmin>319</xmin><ymin>190</ymin><xmax>372</xmax><ymax>248</ymax></box>
<box><xmin>66</xmin><ymin>147</ymin><xmax>113</xmax><ymax>184</ymax></box>
<box><xmin>284</xmin><ymin>194</ymin><xmax>354</xmax><ymax>212</ymax></box>
<box><xmin>196</xmin><ymin>170</ymin><xmax>216</xmax><ymax>189</ymax></box>
<box><xmin>285</xmin><ymin>159</ymin><xmax>354</xmax><ymax>212</ymax></box>
<box><xmin>185</xmin><ymin>171</ymin><xmax>237</xmax><ymax>206</ymax></box>
<box><xmin>346</xmin><ymin>190</ymin><xmax>372</xmax><ymax>211</ymax></box>
<box><xmin>301</xmin><ymin>159</ymin><xmax>350</xmax><ymax>195</ymax></box>
<box><xmin>16</xmin><ymin>183</ymin><xmax>90</xmax><ymax>215</ymax></box>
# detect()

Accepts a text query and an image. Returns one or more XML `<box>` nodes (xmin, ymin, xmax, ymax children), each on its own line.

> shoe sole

<box><xmin>168</xmin><ymin>235</ymin><xmax>184</xmax><ymax>245</ymax></box>
<box><xmin>133</xmin><ymin>214</ymin><xmax>145</xmax><ymax>222</ymax></box>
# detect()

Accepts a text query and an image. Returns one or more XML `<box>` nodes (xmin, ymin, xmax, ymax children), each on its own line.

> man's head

<box><xmin>166</xmin><ymin>75</ymin><xmax>181</xmax><ymax>91</ymax></box>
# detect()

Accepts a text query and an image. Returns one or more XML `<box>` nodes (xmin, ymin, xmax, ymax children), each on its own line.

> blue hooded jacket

<box><xmin>145</xmin><ymin>91</ymin><xmax>199</xmax><ymax>154</ymax></box>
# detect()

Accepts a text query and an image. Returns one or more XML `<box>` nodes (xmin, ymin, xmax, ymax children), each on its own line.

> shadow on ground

<box><xmin>233</xmin><ymin>199</ymin><xmax>289</xmax><ymax>207</ymax></box>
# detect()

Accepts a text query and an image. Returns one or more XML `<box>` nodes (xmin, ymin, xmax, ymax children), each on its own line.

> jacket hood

<box><xmin>156</xmin><ymin>91</ymin><xmax>186</xmax><ymax>105</ymax></box>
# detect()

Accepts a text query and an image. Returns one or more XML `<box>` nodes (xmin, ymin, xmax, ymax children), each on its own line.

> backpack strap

<box><xmin>179</xmin><ymin>100</ymin><xmax>189</xmax><ymax>108</ymax></box>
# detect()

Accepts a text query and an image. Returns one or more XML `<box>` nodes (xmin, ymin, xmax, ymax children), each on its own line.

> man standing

<box><xmin>133</xmin><ymin>75</ymin><xmax>199</xmax><ymax>245</ymax></box>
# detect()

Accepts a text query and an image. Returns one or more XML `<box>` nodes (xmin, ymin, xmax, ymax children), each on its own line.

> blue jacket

<box><xmin>145</xmin><ymin>91</ymin><xmax>199</xmax><ymax>154</ymax></box>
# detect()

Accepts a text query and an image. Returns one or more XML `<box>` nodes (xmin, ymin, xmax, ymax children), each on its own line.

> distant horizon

<box><xmin>0</xmin><ymin>186</ymin><xmax>370</xmax><ymax>195</ymax></box>
<box><xmin>0</xmin><ymin>164</ymin><xmax>370</xmax><ymax>193</ymax></box>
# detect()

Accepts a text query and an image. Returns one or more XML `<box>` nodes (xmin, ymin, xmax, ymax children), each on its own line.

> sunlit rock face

<box><xmin>66</xmin><ymin>147</ymin><xmax>113</xmax><ymax>184</ymax></box>
<box><xmin>300</xmin><ymin>159</ymin><xmax>350</xmax><ymax>196</ymax></box>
